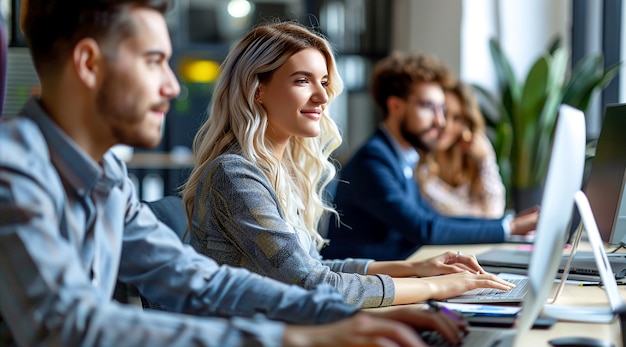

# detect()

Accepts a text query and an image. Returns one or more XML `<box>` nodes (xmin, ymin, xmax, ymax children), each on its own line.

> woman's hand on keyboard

<box><xmin>367</xmin><ymin>251</ymin><xmax>486</xmax><ymax>278</ymax></box>
<box><xmin>391</xmin><ymin>272</ymin><xmax>516</xmax><ymax>303</ymax></box>
<box><xmin>412</xmin><ymin>251</ymin><xmax>486</xmax><ymax>277</ymax></box>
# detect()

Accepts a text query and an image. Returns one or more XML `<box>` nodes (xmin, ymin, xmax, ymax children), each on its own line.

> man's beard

<box><xmin>400</xmin><ymin>117</ymin><xmax>437</xmax><ymax>152</ymax></box>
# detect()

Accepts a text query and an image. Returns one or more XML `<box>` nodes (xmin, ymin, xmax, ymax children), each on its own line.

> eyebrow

<box><xmin>290</xmin><ymin>70</ymin><xmax>329</xmax><ymax>79</ymax></box>
<box><xmin>143</xmin><ymin>50</ymin><xmax>168</xmax><ymax>59</ymax></box>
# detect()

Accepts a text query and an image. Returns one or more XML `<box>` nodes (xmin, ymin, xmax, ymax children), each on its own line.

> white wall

<box><xmin>392</xmin><ymin>0</ymin><xmax>463</xmax><ymax>75</ymax></box>
<box><xmin>392</xmin><ymin>0</ymin><xmax>571</xmax><ymax>95</ymax></box>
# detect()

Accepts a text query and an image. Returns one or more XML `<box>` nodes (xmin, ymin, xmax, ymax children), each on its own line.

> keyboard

<box><xmin>446</xmin><ymin>277</ymin><xmax>529</xmax><ymax>303</ymax></box>
<box><xmin>419</xmin><ymin>327</ymin><xmax>513</xmax><ymax>347</ymax></box>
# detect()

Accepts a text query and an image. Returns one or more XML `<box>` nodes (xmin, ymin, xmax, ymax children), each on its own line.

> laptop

<box><xmin>540</xmin><ymin>189</ymin><xmax>626</xmax><ymax>323</ymax></box>
<box><xmin>444</xmin><ymin>104</ymin><xmax>586</xmax><ymax>306</ymax></box>
<box><xmin>428</xmin><ymin>190</ymin><xmax>625</xmax><ymax>346</ymax></box>
<box><xmin>584</xmin><ymin>103</ymin><xmax>626</xmax><ymax>245</ymax></box>
<box><xmin>475</xmin><ymin>248</ymin><xmax>626</xmax><ymax>282</ymax></box>
<box><xmin>475</xmin><ymin>104</ymin><xmax>626</xmax><ymax>283</ymax></box>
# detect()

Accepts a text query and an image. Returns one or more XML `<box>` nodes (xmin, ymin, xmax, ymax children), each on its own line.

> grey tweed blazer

<box><xmin>189</xmin><ymin>151</ymin><xmax>395</xmax><ymax>308</ymax></box>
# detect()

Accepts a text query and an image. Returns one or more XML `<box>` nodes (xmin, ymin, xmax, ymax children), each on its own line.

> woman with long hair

<box><xmin>416</xmin><ymin>82</ymin><xmax>506</xmax><ymax>218</ymax></box>
<box><xmin>182</xmin><ymin>21</ymin><xmax>514</xmax><ymax>309</ymax></box>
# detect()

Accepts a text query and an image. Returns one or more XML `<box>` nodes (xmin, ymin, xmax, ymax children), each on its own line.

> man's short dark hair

<box><xmin>23</xmin><ymin>0</ymin><xmax>168</xmax><ymax>76</ymax></box>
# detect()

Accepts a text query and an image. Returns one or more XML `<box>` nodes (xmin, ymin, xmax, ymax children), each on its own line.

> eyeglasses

<box><xmin>405</xmin><ymin>99</ymin><xmax>447</xmax><ymax>115</ymax></box>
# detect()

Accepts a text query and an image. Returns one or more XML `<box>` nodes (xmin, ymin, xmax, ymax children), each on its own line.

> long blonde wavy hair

<box><xmin>182</xmin><ymin>21</ymin><xmax>343</xmax><ymax>249</ymax></box>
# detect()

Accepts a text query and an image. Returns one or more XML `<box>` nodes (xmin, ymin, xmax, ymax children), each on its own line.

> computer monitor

<box><xmin>584</xmin><ymin>103</ymin><xmax>626</xmax><ymax>245</ymax></box>
<box><xmin>435</xmin><ymin>106</ymin><xmax>588</xmax><ymax>347</ymax></box>
<box><xmin>512</xmin><ymin>104</ymin><xmax>587</xmax><ymax>340</ymax></box>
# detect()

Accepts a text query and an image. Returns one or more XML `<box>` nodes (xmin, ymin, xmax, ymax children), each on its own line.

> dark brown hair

<box><xmin>370</xmin><ymin>51</ymin><xmax>456</xmax><ymax>117</ymax></box>
<box><xmin>23</xmin><ymin>0</ymin><xmax>168</xmax><ymax>76</ymax></box>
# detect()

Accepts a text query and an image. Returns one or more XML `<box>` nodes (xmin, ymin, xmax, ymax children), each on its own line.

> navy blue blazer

<box><xmin>322</xmin><ymin>127</ymin><xmax>506</xmax><ymax>261</ymax></box>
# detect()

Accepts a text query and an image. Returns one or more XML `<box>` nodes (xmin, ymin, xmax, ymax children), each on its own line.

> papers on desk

<box><xmin>438</xmin><ymin>302</ymin><xmax>521</xmax><ymax>317</ymax></box>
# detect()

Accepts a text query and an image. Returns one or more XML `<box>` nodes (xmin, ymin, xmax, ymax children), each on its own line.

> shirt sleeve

<box><xmin>118</xmin><ymin>193</ymin><xmax>358</xmax><ymax>323</ymax></box>
<box><xmin>192</xmin><ymin>154</ymin><xmax>395</xmax><ymax>308</ymax></box>
<box><xmin>0</xmin><ymin>127</ymin><xmax>356</xmax><ymax>347</ymax></box>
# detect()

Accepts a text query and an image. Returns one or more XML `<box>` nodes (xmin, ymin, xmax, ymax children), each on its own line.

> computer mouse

<box><xmin>548</xmin><ymin>336</ymin><xmax>614</xmax><ymax>347</ymax></box>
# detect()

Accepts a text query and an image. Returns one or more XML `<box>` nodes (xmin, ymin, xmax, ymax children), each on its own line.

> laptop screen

<box><xmin>584</xmin><ymin>103</ymin><xmax>626</xmax><ymax>245</ymax></box>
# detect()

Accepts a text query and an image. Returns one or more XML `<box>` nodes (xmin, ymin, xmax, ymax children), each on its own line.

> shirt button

<box><xmin>404</xmin><ymin>166</ymin><xmax>413</xmax><ymax>179</ymax></box>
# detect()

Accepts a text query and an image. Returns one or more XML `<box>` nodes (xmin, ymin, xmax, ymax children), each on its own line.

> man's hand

<box><xmin>510</xmin><ymin>206</ymin><xmax>540</xmax><ymax>236</ymax></box>
<box><xmin>282</xmin><ymin>307</ymin><xmax>466</xmax><ymax>347</ymax></box>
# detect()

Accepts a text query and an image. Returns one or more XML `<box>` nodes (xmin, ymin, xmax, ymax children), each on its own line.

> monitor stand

<box><xmin>541</xmin><ymin>191</ymin><xmax>624</xmax><ymax>323</ymax></box>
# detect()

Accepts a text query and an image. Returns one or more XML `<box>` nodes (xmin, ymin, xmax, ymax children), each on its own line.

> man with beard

<box><xmin>322</xmin><ymin>52</ymin><xmax>538</xmax><ymax>261</ymax></box>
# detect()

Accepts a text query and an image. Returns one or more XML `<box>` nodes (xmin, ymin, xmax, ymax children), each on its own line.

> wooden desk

<box><xmin>402</xmin><ymin>243</ymin><xmax>623</xmax><ymax>346</ymax></box>
<box><xmin>125</xmin><ymin>152</ymin><xmax>194</xmax><ymax>170</ymax></box>
<box><xmin>123</xmin><ymin>152</ymin><xmax>194</xmax><ymax>200</ymax></box>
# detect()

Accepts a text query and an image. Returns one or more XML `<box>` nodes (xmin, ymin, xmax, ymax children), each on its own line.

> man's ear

<box><xmin>72</xmin><ymin>38</ymin><xmax>103</xmax><ymax>89</ymax></box>
<box><xmin>387</xmin><ymin>95</ymin><xmax>404</xmax><ymax>116</ymax></box>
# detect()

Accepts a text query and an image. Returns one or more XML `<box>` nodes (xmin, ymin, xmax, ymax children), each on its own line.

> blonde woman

<box><xmin>182</xmin><ymin>22</ymin><xmax>514</xmax><ymax>309</ymax></box>
<box><xmin>416</xmin><ymin>82</ymin><xmax>506</xmax><ymax>218</ymax></box>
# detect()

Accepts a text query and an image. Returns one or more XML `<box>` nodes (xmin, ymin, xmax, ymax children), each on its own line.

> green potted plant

<box><xmin>475</xmin><ymin>37</ymin><xmax>620</xmax><ymax>211</ymax></box>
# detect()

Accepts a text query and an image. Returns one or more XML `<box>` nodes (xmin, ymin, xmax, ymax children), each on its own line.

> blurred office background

<box><xmin>0</xmin><ymin>0</ymin><xmax>623</xmax><ymax>200</ymax></box>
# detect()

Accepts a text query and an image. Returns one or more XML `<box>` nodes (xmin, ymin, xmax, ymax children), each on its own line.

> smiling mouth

<box><xmin>152</xmin><ymin>101</ymin><xmax>170</xmax><ymax>116</ymax></box>
<box><xmin>152</xmin><ymin>107</ymin><xmax>169</xmax><ymax>117</ymax></box>
<box><xmin>302</xmin><ymin>111</ymin><xmax>321</xmax><ymax>120</ymax></box>
<box><xmin>426</xmin><ymin>128</ymin><xmax>440</xmax><ymax>137</ymax></box>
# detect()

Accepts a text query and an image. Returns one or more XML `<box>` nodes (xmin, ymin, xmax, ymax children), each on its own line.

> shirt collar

<box><xmin>379</xmin><ymin>124</ymin><xmax>420</xmax><ymax>169</ymax></box>
<box><xmin>21</xmin><ymin>97</ymin><xmax>124</xmax><ymax>196</ymax></box>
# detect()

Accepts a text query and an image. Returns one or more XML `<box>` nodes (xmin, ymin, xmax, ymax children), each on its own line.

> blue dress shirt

<box><xmin>0</xmin><ymin>98</ymin><xmax>357</xmax><ymax>346</ymax></box>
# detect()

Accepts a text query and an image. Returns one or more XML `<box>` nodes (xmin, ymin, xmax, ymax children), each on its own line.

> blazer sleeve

<box><xmin>194</xmin><ymin>154</ymin><xmax>395</xmax><ymax>308</ymax></box>
<box><xmin>346</xmin><ymin>140</ymin><xmax>505</xmax><ymax>245</ymax></box>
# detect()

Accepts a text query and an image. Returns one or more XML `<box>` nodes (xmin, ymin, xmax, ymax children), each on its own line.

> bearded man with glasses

<box><xmin>323</xmin><ymin>52</ymin><xmax>538</xmax><ymax>261</ymax></box>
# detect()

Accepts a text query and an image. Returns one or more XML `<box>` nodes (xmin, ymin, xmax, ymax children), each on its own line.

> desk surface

<box><xmin>125</xmin><ymin>152</ymin><xmax>194</xmax><ymax>169</ymax></box>
<box><xmin>392</xmin><ymin>243</ymin><xmax>623</xmax><ymax>346</ymax></box>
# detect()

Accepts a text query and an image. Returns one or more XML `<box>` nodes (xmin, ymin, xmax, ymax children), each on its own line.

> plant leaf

<box><xmin>471</xmin><ymin>84</ymin><xmax>501</xmax><ymax>127</ymax></box>
<box><xmin>562</xmin><ymin>55</ymin><xmax>603</xmax><ymax>109</ymax></box>
<box><xmin>489</xmin><ymin>39</ymin><xmax>521</xmax><ymax>103</ymax></box>
<box><xmin>547</xmin><ymin>36</ymin><xmax>563</xmax><ymax>55</ymax></box>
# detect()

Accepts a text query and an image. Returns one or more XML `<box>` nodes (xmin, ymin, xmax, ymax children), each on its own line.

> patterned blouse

<box><xmin>418</xmin><ymin>145</ymin><xmax>506</xmax><ymax>219</ymax></box>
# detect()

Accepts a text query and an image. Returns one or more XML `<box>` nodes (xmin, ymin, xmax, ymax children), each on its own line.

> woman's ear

<box><xmin>255</xmin><ymin>85</ymin><xmax>265</xmax><ymax>104</ymax></box>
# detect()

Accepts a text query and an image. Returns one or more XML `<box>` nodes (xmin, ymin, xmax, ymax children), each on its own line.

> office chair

<box><xmin>0</xmin><ymin>13</ymin><xmax>7</xmax><ymax>117</ymax></box>
<box><xmin>143</xmin><ymin>195</ymin><xmax>189</xmax><ymax>243</ymax></box>
<box><xmin>139</xmin><ymin>195</ymin><xmax>189</xmax><ymax>310</ymax></box>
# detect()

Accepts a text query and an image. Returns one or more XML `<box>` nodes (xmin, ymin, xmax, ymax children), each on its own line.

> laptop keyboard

<box><xmin>463</xmin><ymin>278</ymin><xmax>528</xmax><ymax>300</ymax></box>
<box><xmin>419</xmin><ymin>328</ymin><xmax>503</xmax><ymax>347</ymax></box>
